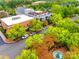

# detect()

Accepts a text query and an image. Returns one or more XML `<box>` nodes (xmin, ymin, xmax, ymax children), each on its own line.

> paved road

<box><xmin>0</xmin><ymin>40</ymin><xmax>26</xmax><ymax>59</ymax></box>
<box><xmin>0</xmin><ymin>25</ymin><xmax>49</xmax><ymax>59</ymax></box>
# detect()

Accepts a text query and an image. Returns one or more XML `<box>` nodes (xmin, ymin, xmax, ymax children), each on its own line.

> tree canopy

<box><xmin>6</xmin><ymin>24</ymin><xmax>26</xmax><ymax>40</ymax></box>
<box><xmin>29</xmin><ymin>19</ymin><xmax>43</xmax><ymax>32</ymax></box>
<box><xmin>15</xmin><ymin>49</ymin><xmax>38</xmax><ymax>59</ymax></box>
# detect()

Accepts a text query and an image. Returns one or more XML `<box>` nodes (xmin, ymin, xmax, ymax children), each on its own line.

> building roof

<box><xmin>1</xmin><ymin>15</ymin><xmax>34</xmax><ymax>26</ymax></box>
<box><xmin>32</xmin><ymin>1</ymin><xmax>47</xmax><ymax>5</ymax></box>
<box><xmin>16</xmin><ymin>7</ymin><xmax>34</xmax><ymax>14</ymax></box>
<box><xmin>16</xmin><ymin>7</ymin><xmax>26</xmax><ymax>14</ymax></box>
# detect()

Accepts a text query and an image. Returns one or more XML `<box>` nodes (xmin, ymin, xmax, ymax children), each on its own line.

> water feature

<box><xmin>53</xmin><ymin>51</ymin><xmax>62</xmax><ymax>59</ymax></box>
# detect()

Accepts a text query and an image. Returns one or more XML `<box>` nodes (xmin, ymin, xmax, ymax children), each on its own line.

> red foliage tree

<box><xmin>32</xmin><ymin>42</ymin><xmax>53</xmax><ymax>59</ymax></box>
<box><xmin>43</xmin><ymin>34</ymin><xmax>57</xmax><ymax>49</ymax></box>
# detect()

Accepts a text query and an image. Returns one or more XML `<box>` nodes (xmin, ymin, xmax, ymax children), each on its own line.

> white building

<box><xmin>0</xmin><ymin>15</ymin><xmax>34</xmax><ymax>29</ymax></box>
<box><xmin>34</xmin><ymin>11</ymin><xmax>52</xmax><ymax>21</ymax></box>
<box><xmin>16</xmin><ymin>7</ymin><xmax>52</xmax><ymax>21</ymax></box>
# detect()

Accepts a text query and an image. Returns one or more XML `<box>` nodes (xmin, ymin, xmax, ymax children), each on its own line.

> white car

<box><xmin>21</xmin><ymin>34</ymin><xmax>29</xmax><ymax>40</ymax></box>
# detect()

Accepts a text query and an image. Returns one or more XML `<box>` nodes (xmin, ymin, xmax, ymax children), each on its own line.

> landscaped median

<box><xmin>3</xmin><ymin>38</ymin><xmax>18</xmax><ymax>44</ymax></box>
<box><xmin>0</xmin><ymin>31</ymin><xmax>17</xmax><ymax>44</ymax></box>
<box><xmin>3</xmin><ymin>24</ymin><xmax>26</xmax><ymax>43</ymax></box>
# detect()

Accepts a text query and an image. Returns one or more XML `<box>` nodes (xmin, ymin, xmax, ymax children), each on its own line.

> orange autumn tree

<box><xmin>43</xmin><ymin>34</ymin><xmax>57</xmax><ymax>49</ymax></box>
<box><xmin>32</xmin><ymin>42</ymin><xmax>53</xmax><ymax>59</ymax></box>
<box><xmin>32</xmin><ymin>34</ymin><xmax>57</xmax><ymax>59</ymax></box>
<box><xmin>25</xmin><ymin>34</ymin><xmax>57</xmax><ymax>59</ymax></box>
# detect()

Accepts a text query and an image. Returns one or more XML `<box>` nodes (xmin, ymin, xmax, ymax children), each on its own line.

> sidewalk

<box><xmin>0</xmin><ymin>31</ymin><xmax>15</xmax><ymax>44</ymax></box>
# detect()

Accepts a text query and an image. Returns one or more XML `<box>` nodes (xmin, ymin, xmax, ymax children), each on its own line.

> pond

<box><xmin>53</xmin><ymin>51</ymin><xmax>62</xmax><ymax>59</ymax></box>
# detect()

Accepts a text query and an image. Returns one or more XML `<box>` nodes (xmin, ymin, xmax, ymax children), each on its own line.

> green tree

<box><xmin>25</xmin><ymin>34</ymin><xmax>43</xmax><ymax>48</ymax></box>
<box><xmin>69</xmin><ymin>33</ymin><xmax>79</xmax><ymax>47</ymax></box>
<box><xmin>74</xmin><ymin>8</ymin><xmax>79</xmax><ymax>15</ymax></box>
<box><xmin>29</xmin><ymin>19</ymin><xmax>43</xmax><ymax>32</ymax></box>
<box><xmin>44</xmin><ymin>26</ymin><xmax>79</xmax><ymax>49</ymax></box>
<box><xmin>62</xmin><ymin>5</ymin><xmax>75</xmax><ymax>17</ymax></box>
<box><xmin>15</xmin><ymin>49</ymin><xmax>38</xmax><ymax>59</ymax></box>
<box><xmin>57</xmin><ymin>18</ymin><xmax>79</xmax><ymax>33</ymax></box>
<box><xmin>50</xmin><ymin>13</ymin><xmax>63</xmax><ymax>25</ymax></box>
<box><xmin>6</xmin><ymin>24</ymin><xmax>26</xmax><ymax>40</ymax></box>
<box><xmin>51</xmin><ymin>4</ymin><xmax>63</xmax><ymax>14</ymax></box>
<box><xmin>44</xmin><ymin>26</ymin><xmax>70</xmax><ymax>43</ymax></box>
<box><xmin>51</xmin><ymin>4</ymin><xmax>75</xmax><ymax>17</ymax></box>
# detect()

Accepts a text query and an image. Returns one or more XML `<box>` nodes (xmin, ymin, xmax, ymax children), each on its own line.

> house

<box><xmin>0</xmin><ymin>15</ymin><xmax>34</xmax><ymax>29</ymax></box>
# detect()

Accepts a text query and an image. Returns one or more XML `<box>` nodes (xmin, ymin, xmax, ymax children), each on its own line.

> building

<box><xmin>34</xmin><ymin>11</ymin><xmax>52</xmax><ymax>21</ymax></box>
<box><xmin>27</xmin><ymin>11</ymin><xmax>52</xmax><ymax>21</ymax></box>
<box><xmin>16</xmin><ymin>7</ymin><xmax>52</xmax><ymax>21</ymax></box>
<box><xmin>0</xmin><ymin>15</ymin><xmax>34</xmax><ymax>29</ymax></box>
<box><xmin>16</xmin><ymin>7</ymin><xmax>34</xmax><ymax>15</ymax></box>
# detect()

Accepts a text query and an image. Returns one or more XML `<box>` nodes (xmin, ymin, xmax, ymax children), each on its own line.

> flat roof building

<box><xmin>0</xmin><ymin>15</ymin><xmax>34</xmax><ymax>29</ymax></box>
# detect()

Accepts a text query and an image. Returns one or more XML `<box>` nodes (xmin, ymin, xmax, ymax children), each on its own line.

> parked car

<box><xmin>21</xmin><ymin>34</ymin><xmax>29</xmax><ymax>40</ymax></box>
